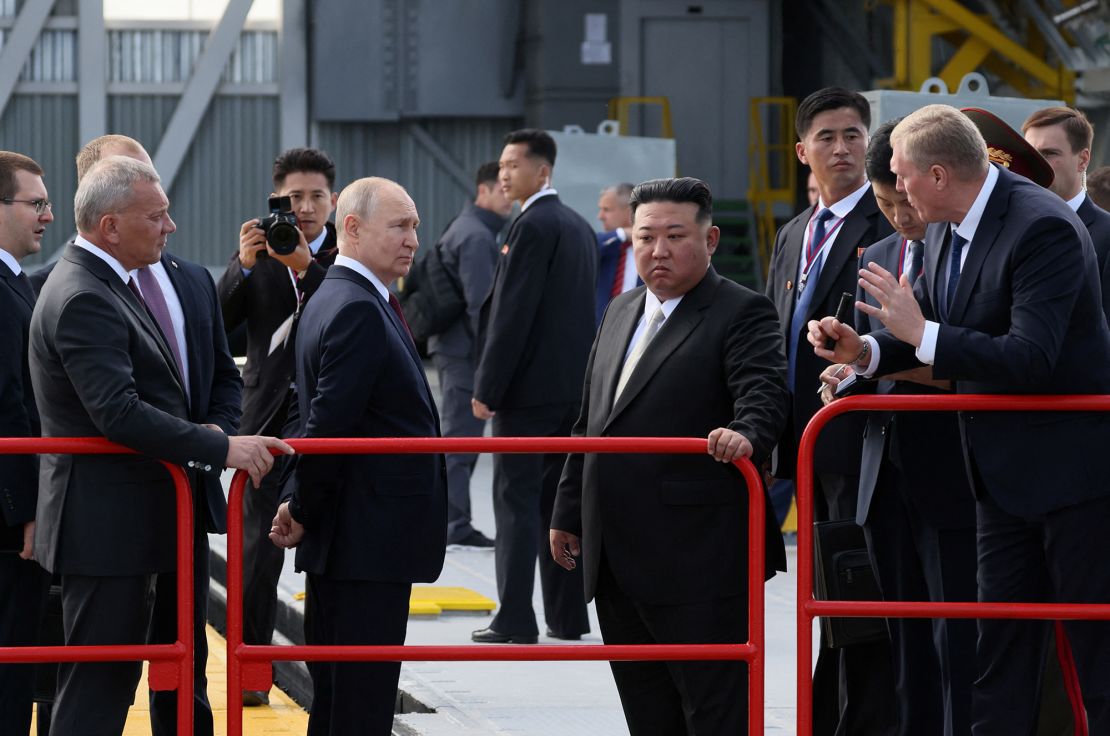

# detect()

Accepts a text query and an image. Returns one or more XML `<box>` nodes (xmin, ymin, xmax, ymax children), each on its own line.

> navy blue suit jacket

<box><xmin>594</xmin><ymin>230</ymin><xmax>642</xmax><ymax>326</ymax></box>
<box><xmin>0</xmin><ymin>265</ymin><xmax>39</xmax><ymax>551</ymax></box>
<box><xmin>872</xmin><ymin>166</ymin><xmax>1110</xmax><ymax>516</ymax></box>
<box><xmin>854</xmin><ymin>233</ymin><xmax>974</xmax><ymax>528</ymax></box>
<box><xmin>290</xmin><ymin>265</ymin><xmax>446</xmax><ymax>582</ymax></box>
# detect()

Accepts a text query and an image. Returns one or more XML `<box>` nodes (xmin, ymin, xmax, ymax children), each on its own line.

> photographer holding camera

<box><xmin>216</xmin><ymin>147</ymin><xmax>338</xmax><ymax>705</ymax></box>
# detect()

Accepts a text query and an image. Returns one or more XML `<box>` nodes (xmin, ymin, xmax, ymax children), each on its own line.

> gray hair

<box><xmin>601</xmin><ymin>182</ymin><xmax>635</xmax><ymax>203</ymax></box>
<box><xmin>74</xmin><ymin>156</ymin><xmax>161</xmax><ymax>233</ymax></box>
<box><xmin>891</xmin><ymin>104</ymin><xmax>988</xmax><ymax>181</ymax></box>
<box><xmin>336</xmin><ymin>176</ymin><xmax>410</xmax><ymax>233</ymax></box>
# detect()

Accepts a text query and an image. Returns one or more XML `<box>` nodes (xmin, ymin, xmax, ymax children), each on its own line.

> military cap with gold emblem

<box><xmin>960</xmin><ymin>107</ymin><xmax>1055</xmax><ymax>189</ymax></box>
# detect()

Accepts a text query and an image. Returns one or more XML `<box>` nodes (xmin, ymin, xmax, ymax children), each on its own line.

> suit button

<box><xmin>204</xmin><ymin>465</ymin><xmax>212</xmax><ymax>472</ymax></box>
<box><xmin>187</xmin><ymin>461</ymin><xmax>195</xmax><ymax>468</ymax></box>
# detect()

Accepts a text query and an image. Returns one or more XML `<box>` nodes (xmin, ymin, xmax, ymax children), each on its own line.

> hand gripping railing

<box><xmin>795</xmin><ymin>395</ymin><xmax>1110</xmax><ymax>736</ymax></box>
<box><xmin>226</xmin><ymin>437</ymin><xmax>767</xmax><ymax>736</ymax></box>
<box><xmin>0</xmin><ymin>437</ymin><xmax>194</xmax><ymax>734</ymax></box>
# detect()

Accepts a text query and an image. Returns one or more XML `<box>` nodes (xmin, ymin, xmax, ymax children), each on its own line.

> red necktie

<box><xmin>388</xmin><ymin>292</ymin><xmax>414</xmax><ymax>342</ymax></box>
<box><xmin>611</xmin><ymin>240</ymin><xmax>631</xmax><ymax>297</ymax></box>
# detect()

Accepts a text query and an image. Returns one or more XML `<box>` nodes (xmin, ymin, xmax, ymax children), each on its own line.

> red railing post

<box><xmin>226</xmin><ymin>437</ymin><xmax>768</xmax><ymax>735</ymax></box>
<box><xmin>0</xmin><ymin>438</ymin><xmax>194</xmax><ymax>735</ymax></box>
<box><xmin>795</xmin><ymin>394</ymin><xmax>1110</xmax><ymax>736</ymax></box>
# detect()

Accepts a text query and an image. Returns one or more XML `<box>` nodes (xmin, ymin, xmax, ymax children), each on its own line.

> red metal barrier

<box><xmin>0</xmin><ymin>437</ymin><xmax>194</xmax><ymax>734</ymax></box>
<box><xmin>226</xmin><ymin>437</ymin><xmax>767</xmax><ymax>736</ymax></box>
<box><xmin>796</xmin><ymin>395</ymin><xmax>1110</xmax><ymax>736</ymax></box>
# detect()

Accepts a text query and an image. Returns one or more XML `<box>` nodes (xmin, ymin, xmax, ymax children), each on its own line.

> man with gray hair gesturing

<box><xmin>810</xmin><ymin>103</ymin><xmax>1110</xmax><ymax>734</ymax></box>
<box><xmin>270</xmin><ymin>177</ymin><xmax>447</xmax><ymax>735</ymax></box>
<box><xmin>30</xmin><ymin>155</ymin><xmax>292</xmax><ymax>734</ymax></box>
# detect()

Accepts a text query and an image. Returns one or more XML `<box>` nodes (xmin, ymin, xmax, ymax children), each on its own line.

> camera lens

<box><xmin>267</xmin><ymin>222</ymin><xmax>300</xmax><ymax>255</ymax></box>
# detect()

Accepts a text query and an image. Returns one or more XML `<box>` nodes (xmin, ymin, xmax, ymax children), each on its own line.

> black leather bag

<box><xmin>813</xmin><ymin>520</ymin><xmax>888</xmax><ymax>648</ymax></box>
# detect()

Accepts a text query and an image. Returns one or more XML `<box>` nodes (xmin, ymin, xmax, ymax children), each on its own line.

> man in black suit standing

<box><xmin>216</xmin><ymin>148</ymin><xmax>338</xmax><ymax>703</ymax></box>
<box><xmin>1022</xmin><ymin>106</ymin><xmax>1110</xmax><ymax>321</ymax></box>
<box><xmin>811</xmin><ymin>103</ymin><xmax>1110</xmax><ymax>734</ymax></box>
<box><xmin>0</xmin><ymin>151</ymin><xmax>54</xmax><ymax>736</ymax></box>
<box><xmin>823</xmin><ymin>121</ymin><xmax>979</xmax><ymax>736</ymax></box>
<box><xmin>30</xmin><ymin>156</ymin><xmax>292</xmax><ymax>735</ymax></box>
<box><xmin>269</xmin><ymin>177</ymin><xmax>447</xmax><ymax>736</ymax></box>
<box><xmin>470</xmin><ymin>129</ymin><xmax>596</xmax><ymax>644</ymax></box>
<box><xmin>427</xmin><ymin>161</ymin><xmax>511</xmax><ymax>549</ymax></box>
<box><xmin>72</xmin><ymin>133</ymin><xmax>245</xmax><ymax>736</ymax></box>
<box><xmin>550</xmin><ymin>177</ymin><xmax>788</xmax><ymax>734</ymax></box>
<box><xmin>765</xmin><ymin>86</ymin><xmax>895</xmax><ymax>734</ymax></box>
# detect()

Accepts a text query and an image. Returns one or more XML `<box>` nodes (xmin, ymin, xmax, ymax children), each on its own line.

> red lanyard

<box><xmin>801</xmin><ymin>211</ymin><xmax>845</xmax><ymax>281</ymax></box>
<box><xmin>896</xmin><ymin>237</ymin><xmax>908</xmax><ymax>278</ymax></box>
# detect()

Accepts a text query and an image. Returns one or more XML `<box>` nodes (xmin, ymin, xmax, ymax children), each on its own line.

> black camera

<box><xmin>257</xmin><ymin>196</ymin><xmax>300</xmax><ymax>256</ymax></box>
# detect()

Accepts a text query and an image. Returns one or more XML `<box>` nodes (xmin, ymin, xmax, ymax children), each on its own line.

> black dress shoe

<box><xmin>242</xmin><ymin>689</ymin><xmax>270</xmax><ymax>707</ymax></box>
<box><xmin>545</xmin><ymin>628</ymin><xmax>583</xmax><ymax>640</ymax></box>
<box><xmin>471</xmin><ymin>627</ymin><xmax>538</xmax><ymax>644</ymax></box>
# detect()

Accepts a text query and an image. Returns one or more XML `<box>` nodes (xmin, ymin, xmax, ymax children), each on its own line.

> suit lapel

<box><xmin>774</xmin><ymin>210</ymin><xmax>809</xmax><ymax>327</ymax></box>
<box><xmin>598</xmin><ymin>291</ymin><xmax>645</xmax><ymax>419</ymax></box>
<box><xmin>922</xmin><ymin>222</ymin><xmax>947</xmax><ymax>318</ymax></box>
<box><xmin>948</xmin><ymin>171</ymin><xmax>1011</xmax><ymax>323</ymax></box>
<box><xmin>604</xmin><ymin>271</ymin><xmax>718</xmax><ymax>428</ymax></box>
<box><xmin>160</xmin><ymin>254</ymin><xmax>201</xmax><ymax>416</ymax></box>
<box><xmin>1</xmin><ymin>269</ymin><xmax>35</xmax><ymax>310</ymax></box>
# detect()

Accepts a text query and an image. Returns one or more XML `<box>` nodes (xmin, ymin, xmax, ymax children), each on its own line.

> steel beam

<box><xmin>407</xmin><ymin>122</ymin><xmax>472</xmax><ymax>193</ymax></box>
<box><xmin>279</xmin><ymin>0</ymin><xmax>307</xmax><ymax>149</ymax></box>
<box><xmin>152</xmin><ymin>0</ymin><xmax>253</xmax><ymax>191</ymax></box>
<box><xmin>78</xmin><ymin>0</ymin><xmax>106</xmax><ymax>147</ymax></box>
<box><xmin>0</xmin><ymin>0</ymin><xmax>57</xmax><ymax>119</ymax></box>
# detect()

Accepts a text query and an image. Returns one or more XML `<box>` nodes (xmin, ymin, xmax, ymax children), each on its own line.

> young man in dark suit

<box><xmin>216</xmin><ymin>148</ymin><xmax>338</xmax><ymax>703</ymax></box>
<box><xmin>812</xmin><ymin>103</ymin><xmax>1110</xmax><ymax>734</ymax></box>
<box><xmin>269</xmin><ymin>177</ymin><xmax>447</xmax><ymax>736</ymax></box>
<box><xmin>551</xmin><ymin>177</ymin><xmax>788</xmax><ymax>735</ymax></box>
<box><xmin>0</xmin><ymin>151</ymin><xmax>54</xmax><ymax>736</ymax></box>
<box><xmin>30</xmin><ymin>156</ymin><xmax>290</xmax><ymax>735</ymax></box>
<box><xmin>73</xmin><ymin>133</ymin><xmax>246</xmax><ymax>736</ymax></box>
<box><xmin>470</xmin><ymin>129</ymin><xmax>596</xmax><ymax>644</ymax></box>
<box><xmin>1022</xmin><ymin>106</ymin><xmax>1110</xmax><ymax>322</ymax></box>
<box><xmin>765</xmin><ymin>86</ymin><xmax>895</xmax><ymax>734</ymax></box>
<box><xmin>822</xmin><ymin>121</ymin><xmax>978</xmax><ymax>736</ymax></box>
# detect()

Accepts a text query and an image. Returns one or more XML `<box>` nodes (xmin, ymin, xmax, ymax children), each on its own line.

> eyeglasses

<box><xmin>0</xmin><ymin>198</ymin><xmax>52</xmax><ymax>215</ymax></box>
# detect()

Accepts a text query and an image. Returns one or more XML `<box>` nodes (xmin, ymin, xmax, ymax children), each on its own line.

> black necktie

<box><xmin>15</xmin><ymin>271</ymin><xmax>35</xmax><ymax>303</ymax></box>
<box><xmin>906</xmin><ymin>240</ymin><xmax>923</xmax><ymax>283</ymax></box>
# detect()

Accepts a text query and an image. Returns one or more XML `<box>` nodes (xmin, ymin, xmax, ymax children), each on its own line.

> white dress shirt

<box><xmin>0</xmin><ymin>247</ymin><xmax>20</xmax><ymax>277</ymax></box>
<box><xmin>623</xmin><ymin>289</ymin><xmax>685</xmax><ymax>364</ymax></box>
<box><xmin>521</xmin><ymin>186</ymin><xmax>557</xmax><ymax>212</ymax></box>
<box><xmin>334</xmin><ymin>254</ymin><xmax>390</xmax><ymax>301</ymax></box>
<box><xmin>796</xmin><ymin>180</ymin><xmax>872</xmax><ymax>286</ymax></box>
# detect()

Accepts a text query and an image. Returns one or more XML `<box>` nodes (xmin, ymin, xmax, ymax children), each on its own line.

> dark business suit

<box><xmin>1076</xmin><ymin>195</ymin><xmax>1110</xmax><ymax>322</ymax></box>
<box><xmin>765</xmin><ymin>189</ymin><xmax>895</xmax><ymax>735</ymax></box>
<box><xmin>869</xmin><ymin>165</ymin><xmax>1110</xmax><ymax>734</ymax></box>
<box><xmin>552</xmin><ymin>267</ymin><xmax>788</xmax><ymax>734</ymax></box>
<box><xmin>216</xmin><ymin>223</ymin><xmax>336</xmax><ymax>648</ymax></box>
<box><xmin>289</xmin><ymin>264</ymin><xmax>447</xmax><ymax>735</ymax></box>
<box><xmin>147</xmin><ymin>252</ymin><xmax>242</xmax><ymax>736</ymax></box>
<box><xmin>474</xmin><ymin>193</ymin><xmax>596</xmax><ymax>638</ymax></box>
<box><xmin>0</xmin><ymin>261</ymin><xmax>51</xmax><ymax>735</ymax></box>
<box><xmin>595</xmin><ymin>229</ymin><xmax>642</xmax><ymax>326</ymax></box>
<box><xmin>30</xmin><ymin>244</ymin><xmax>229</xmax><ymax>735</ymax></box>
<box><xmin>855</xmin><ymin>233</ymin><xmax>977</xmax><ymax>736</ymax></box>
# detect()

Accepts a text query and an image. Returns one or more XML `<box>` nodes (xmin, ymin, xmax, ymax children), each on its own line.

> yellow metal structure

<box><xmin>879</xmin><ymin>0</ymin><xmax>1075</xmax><ymax>103</ymax></box>
<box><xmin>747</xmin><ymin>97</ymin><xmax>797</xmax><ymax>274</ymax></box>
<box><xmin>607</xmin><ymin>96</ymin><xmax>675</xmax><ymax>138</ymax></box>
<box><xmin>293</xmin><ymin>585</ymin><xmax>496</xmax><ymax>617</ymax></box>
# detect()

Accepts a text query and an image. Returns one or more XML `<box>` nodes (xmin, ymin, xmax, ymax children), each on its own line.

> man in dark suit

<box><xmin>30</xmin><ymin>156</ymin><xmax>291</xmax><ymax>735</ymax></box>
<box><xmin>470</xmin><ymin>129</ymin><xmax>596</xmax><ymax>644</ymax></box>
<box><xmin>1021</xmin><ymin>106</ymin><xmax>1110</xmax><ymax>322</ymax></box>
<box><xmin>0</xmin><ymin>151</ymin><xmax>54</xmax><ymax>736</ymax></box>
<box><xmin>269</xmin><ymin>177</ymin><xmax>447</xmax><ymax>736</ymax></box>
<box><xmin>216</xmin><ymin>148</ymin><xmax>338</xmax><ymax>703</ymax></box>
<box><xmin>765</xmin><ymin>86</ymin><xmax>895</xmax><ymax>734</ymax></box>
<box><xmin>594</xmin><ymin>182</ymin><xmax>641</xmax><ymax>325</ymax></box>
<box><xmin>550</xmin><ymin>177</ymin><xmax>788</xmax><ymax>734</ymax></box>
<box><xmin>811</xmin><ymin>103</ymin><xmax>1110</xmax><ymax>734</ymax></box>
<box><xmin>822</xmin><ymin>120</ymin><xmax>978</xmax><ymax>736</ymax></box>
<box><xmin>71</xmin><ymin>133</ymin><xmax>245</xmax><ymax>736</ymax></box>
<box><xmin>427</xmin><ymin>161</ymin><xmax>511</xmax><ymax>549</ymax></box>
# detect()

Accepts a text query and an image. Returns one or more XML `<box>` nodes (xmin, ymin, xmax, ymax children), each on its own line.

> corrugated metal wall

<box><xmin>1</xmin><ymin>14</ymin><xmax>519</xmax><ymax>270</ymax></box>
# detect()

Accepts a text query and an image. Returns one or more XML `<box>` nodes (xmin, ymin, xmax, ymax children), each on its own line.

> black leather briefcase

<box><xmin>813</xmin><ymin>520</ymin><xmax>889</xmax><ymax>649</ymax></box>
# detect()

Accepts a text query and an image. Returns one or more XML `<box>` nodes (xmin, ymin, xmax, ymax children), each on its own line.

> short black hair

<box><xmin>630</xmin><ymin>177</ymin><xmax>713</xmax><ymax>224</ymax></box>
<box><xmin>476</xmin><ymin>161</ymin><xmax>500</xmax><ymax>187</ymax></box>
<box><xmin>864</xmin><ymin>118</ymin><xmax>902</xmax><ymax>187</ymax></box>
<box><xmin>504</xmin><ymin>129</ymin><xmax>557</xmax><ymax>167</ymax></box>
<box><xmin>796</xmin><ymin>87</ymin><xmax>871</xmax><ymax>140</ymax></box>
<box><xmin>273</xmin><ymin>147</ymin><xmax>336</xmax><ymax>190</ymax></box>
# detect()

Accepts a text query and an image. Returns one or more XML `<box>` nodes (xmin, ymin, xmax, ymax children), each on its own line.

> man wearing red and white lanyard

<box><xmin>216</xmin><ymin>147</ymin><xmax>339</xmax><ymax>707</ymax></box>
<box><xmin>765</xmin><ymin>87</ymin><xmax>896</xmax><ymax>735</ymax></box>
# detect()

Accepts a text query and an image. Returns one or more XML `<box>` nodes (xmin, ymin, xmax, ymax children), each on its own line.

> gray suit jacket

<box><xmin>29</xmin><ymin>244</ymin><xmax>228</xmax><ymax>574</ymax></box>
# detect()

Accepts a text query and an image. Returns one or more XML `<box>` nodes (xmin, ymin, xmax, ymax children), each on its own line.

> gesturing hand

<box><xmin>856</xmin><ymin>262</ymin><xmax>926</xmax><ymax>347</ymax></box>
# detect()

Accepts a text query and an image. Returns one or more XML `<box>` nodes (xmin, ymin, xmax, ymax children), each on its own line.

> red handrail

<box><xmin>795</xmin><ymin>394</ymin><xmax>1110</xmax><ymax>736</ymax></box>
<box><xmin>226</xmin><ymin>436</ymin><xmax>767</xmax><ymax>736</ymax></box>
<box><xmin>0</xmin><ymin>437</ymin><xmax>194</xmax><ymax>733</ymax></box>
